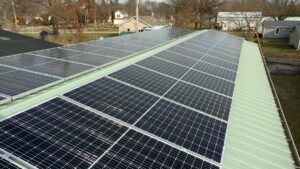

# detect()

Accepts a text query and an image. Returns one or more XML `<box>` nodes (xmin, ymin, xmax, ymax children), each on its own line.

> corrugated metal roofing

<box><xmin>222</xmin><ymin>41</ymin><xmax>295</xmax><ymax>169</ymax></box>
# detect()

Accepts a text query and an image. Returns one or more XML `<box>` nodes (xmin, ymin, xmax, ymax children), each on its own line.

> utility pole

<box><xmin>136</xmin><ymin>0</ymin><xmax>139</xmax><ymax>33</ymax></box>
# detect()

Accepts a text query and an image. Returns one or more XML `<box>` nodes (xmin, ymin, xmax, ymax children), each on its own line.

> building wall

<box><xmin>119</xmin><ymin>19</ymin><xmax>150</xmax><ymax>33</ymax></box>
<box><xmin>263</xmin><ymin>28</ymin><xmax>290</xmax><ymax>38</ymax></box>
<box><xmin>218</xmin><ymin>18</ymin><xmax>261</xmax><ymax>31</ymax></box>
<box><xmin>289</xmin><ymin>31</ymin><xmax>300</xmax><ymax>50</ymax></box>
<box><xmin>114</xmin><ymin>19</ymin><xmax>125</xmax><ymax>25</ymax></box>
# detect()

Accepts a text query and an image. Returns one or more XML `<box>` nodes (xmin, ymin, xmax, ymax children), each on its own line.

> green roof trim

<box><xmin>222</xmin><ymin>41</ymin><xmax>294</xmax><ymax>169</ymax></box>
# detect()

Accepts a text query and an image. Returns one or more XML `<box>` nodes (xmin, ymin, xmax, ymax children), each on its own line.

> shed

<box><xmin>262</xmin><ymin>20</ymin><xmax>300</xmax><ymax>38</ymax></box>
<box><xmin>289</xmin><ymin>24</ymin><xmax>300</xmax><ymax>50</ymax></box>
<box><xmin>217</xmin><ymin>12</ymin><xmax>262</xmax><ymax>31</ymax></box>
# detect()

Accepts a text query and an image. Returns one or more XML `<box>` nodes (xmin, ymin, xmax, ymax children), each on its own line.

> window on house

<box><xmin>117</xmin><ymin>14</ymin><xmax>120</xmax><ymax>18</ymax></box>
<box><xmin>275</xmin><ymin>28</ymin><xmax>280</xmax><ymax>35</ymax></box>
<box><xmin>127</xmin><ymin>28</ymin><xmax>130</xmax><ymax>32</ymax></box>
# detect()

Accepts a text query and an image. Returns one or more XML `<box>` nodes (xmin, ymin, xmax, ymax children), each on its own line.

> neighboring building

<box><xmin>289</xmin><ymin>25</ymin><xmax>300</xmax><ymax>50</ymax></box>
<box><xmin>118</xmin><ymin>16</ymin><xmax>166</xmax><ymax>33</ymax></box>
<box><xmin>112</xmin><ymin>10</ymin><xmax>128</xmax><ymax>25</ymax></box>
<box><xmin>262</xmin><ymin>20</ymin><xmax>300</xmax><ymax>38</ymax></box>
<box><xmin>0</xmin><ymin>29</ymin><xmax>60</xmax><ymax>57</ymax></box>
<box><xmin>217</xmin><ymin>12</ymin><xmax>262</xmax><ymax>31</ymax></box>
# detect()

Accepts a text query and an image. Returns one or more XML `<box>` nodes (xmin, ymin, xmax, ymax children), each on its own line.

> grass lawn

<box><xmin>262</xmin><ymin>39</ymin><xmax>300</xmax><ymax>58</ymax></box>
<box><xmin>271</xmin><ymin>75</ymin><xmax>300</xmax><ymax>154</ymax></box>
<box><xmin>21</xmin><ymin>32</ymin><xmax>119</xmax><ymax>45</ymax></box>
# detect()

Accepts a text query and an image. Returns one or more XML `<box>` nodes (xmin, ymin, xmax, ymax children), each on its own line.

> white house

<box><xmin>118</xmin><ymin>16</ymin><xmax>166</xmax><ymax>33</ymax></box>
<box><xmin>262</xmin><ymin>21</ymin><xmax>300</xmax><ymax>38</ymax></box>
<box><xmin>217</xmin><ymin>12</ymin><xmax>262</xmax><ymax>31</ymax></box>
<box><xmin>289</xmin><ymin>25</ymin><xmax>300</xmax><ymax>50</ymax></box>
<box><xmin>112</xmin><ymin>10</ymin><xmax>128</xmax><ymax>25</ymax></box>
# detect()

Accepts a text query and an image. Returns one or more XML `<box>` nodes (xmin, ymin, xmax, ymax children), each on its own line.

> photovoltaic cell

<box><xmin>168</xmin><ymin>46</ymin><xmax>205</xmax><ymax>60</ymax></box>
<box><xmin>64</xmin><ymin>77</ymin><xmax>159</xmax><ymax>124</ymax></box>
<box><xmin>30</xmin><ymin>48</ymin><xmax>80</xmax><ymax>59</ymax></box>
<box><xmin>213</xmin><ymin>48</ymin><xmax>240</xmax><ymax>58</ymax></box>
<box><xmin>0</xmin><ymin>98</ymin><xmax>128</xmax><ymax>169</ymax></box>
<box><xmin>0</xmin><ymin>157</ymin><xmax>21</xmax><ymax>169</ymax></box>
<box><xmin>207</xmin><ymin>51</ymin><xmax>240</xmax><ymax>64</ymax></box>
<box><xmin>90</xmin><ymin>47</ymin><xmax>133</xmax><ymax>58</ymax></box>
<box><xmin>182</xmin><ymin>70</ymin><xmax>235</xmax><ymax>96</ymax></box>
<box><xmin>0</xmin><ymin>54</ymin><xmax>55</xmax><ymax>68</ymax></box>
<box><xmin>65</xmin><ymin>53</ymin><xmax>116</xmax><ymax>66</ymax></box>
<box><xmin>202</xmin><ymin>55</ymin><xmax>238</xmax><ymax>71</ymax></box>
<box><xmin>178</xmin><ymin>42</ymin><xmax>210</xmax><ymax>54</ymax></box>
<box><xmin>26</xmin><ymin>60</ymin><xmax>93</xmax><ymax>78</ymax></box>
<box><xmin>0</xmin><ymin>70</ymin><xmax>59</xmax><ymax>96</ymax></box>
<box><xmin>193</xmin><ymin>61</ymin><xmax>237</xmax><ymax>82</ymax></box>
<box><xmin>165</xmin><ymin>82</ymin><xmax>232</xmax><ymax>121</ymax></box>
<box><xmin>135</xmin><ymin>99</ymin><xmax>227</xmax><ymax>162</ymax></box>
<box><xmin>154</xmin><ymin>50</ymin><xmax>197</xmax><ymax>67</ymax></box>
<box><xmin>136</xmin><ymin>57</ymin><xmax>190</xmax><ymax>79</ymax></box>
<box><xmin>109</xmin><ymin>65</ymin><xmax>177</xmax><ymax>96</ymax></box>
<box><xmin>91</xmin><ymin>130</ymin><xmax>219</xmax><ymax>169</ymax></box>
<box><xmin>63</xmin><ymin>44</ymin><xmax>100</xmax><ymax>53</ymax></box>
<box><xmin>0</xmin><ymin>65</ymin><xmax>16</xmax><ymax>74</ymax></box>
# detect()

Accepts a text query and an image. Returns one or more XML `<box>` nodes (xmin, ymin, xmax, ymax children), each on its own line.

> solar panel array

<box><xmin>0</xmin><ymin>157</ymin><xmax>21</xmax><ymax>169</ymax></box>
<box><xmin>0</xmin><ymin>30</ymin><xmax>243</xmax><ymax>169</ymax></box>
<box><xmin>0</xmin><ymin>28</ymin><xmax>192</xmax><ymax>103</ymax></box>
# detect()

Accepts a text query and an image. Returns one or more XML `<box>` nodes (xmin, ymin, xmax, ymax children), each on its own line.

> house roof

<box><xmin>263</xmin><ymin>20</ymin><xmax>300</xmax><ymax>29</ymax></box>
<box><xmin>119</xmin><ymin>16</ymin><xmax>165</xmax><ymax>28</ymax></box>
<box><xmin>0</xmin><ymin>29</ymin><xmax>60</xmax><ymax>57</ymax></box>
<box><xmin>116</xmin><ymin>9</ymin><xmax>128</xmax><ymax>15</ymax></box>
<box><xmin>218</xmin><ymin>12</ymin><xmax>262</xmax><ymax>18</ymax></box>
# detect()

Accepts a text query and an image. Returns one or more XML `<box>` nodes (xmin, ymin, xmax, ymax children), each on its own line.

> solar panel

<box><xmin>87</xmin><ymin>42</ymin><xmax>148</xmax><ymax>52</ymax></box>
<box><xmin>30</xmin><ymin>48</ymin><xmax>80</xmax><ymax>59</ymax></box>
<box><xmin>0</xmin><ymin>70</ymin><xmax>59</xmax><ymax>97</ymax></box>
<box><xmin>207</xmin><ymin>51</ymin><xmax>240</xmax><ymax>64</ymax></box>
<box><xmin>0</xmin><ymin>65</ymin><xmax>16</xmax><ymax>74</ymax></box>
<box><xmin>0</xmin><ymin>157</ymin><xmax>21</xmax><ymax>169</ymax></box>
<box><xmin>182</xmin><ymin>70</ymin><xmax>235</xmax><ymax>96</ymax></box>
<box><xmin>65</xmin><ymin>53</ymin><xmax>116</xmax><ymax>66</ymax></box>
<box><xmin>109</xmin><ymin>65</ymin><xmax>177</xmax><ymax>95</ymax></box>
<box><xmin>193</xmin><ymin>61</ymin><xmax>237</xmax><ymax>82</ymax></box>
<box><xmin>178</xmin><ymin>42</ymin><xmax>210</xmax><ymax>54</ymax></box>
<box><xmin>136</xmin><ymin>57</ymin><xmax>190</xmax><ymax>79</ymax></box>
<box><xmin>91</xmin><ymin>130</ymin><xmax>219</xmax><ymax>169</ymax></box>
<box><xmin>135</xmin><ymin>99</ymin><xmax>227</xmax><ymax>162</ymax></box>
<box><xmin>164</xmin><ymin>81</ymin><xmax>232</xmax><ymax>121</ymax></box>
<box><xmin>168</xmin><ymin>46</ymin><xmax>205</xmax><ymax>60</ymax></box>
<box><xmin>64</xmin><ymin>77</ymin><xmax>159</xmax><ymax>124</ymax></box>
<box><xmin>26</xmin><ymin>60</ymin><xmax>93</xmax><ymax>78</ymax></box>
<box><xmin>89</xmin><ymin>47</ymin><xmax>133</xmax><ymax>58</ymax></box>
<box><xmin>63</xmin><ymin>44</ymin><xmax>101</xmax><ymax>53</ymax></box>
<box><xmin>0</xmin><ymin>54</ymin><xmax>55</xmax><ymax>68</ymax></box>
<box><xmin>154</xmin><ymin>50</ymin><xmax>197</xmax><ymax>67</ymax></box>
<box><xmin>0</xmin><ymin>98</ymin><xmax>128</xmax><ymax>169</ymax></box>
<box><xmin>202</xmin><ymin>55</ymin><xmax>239</xmax><ymax>71</ymax></box>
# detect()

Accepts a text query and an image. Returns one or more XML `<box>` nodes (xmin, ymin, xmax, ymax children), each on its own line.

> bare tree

<box><xmin>170</xmin><ymin>0</ymin><xmax>222</xmax><ymax>27</ymax></box>
<box><xmin>234</xmin><ymin>0</ymin><xmax>263</xmax><ymax>41</ymax></box>
<box><xmin>263</xmin><ymin>0</ymin><xmax>298</xmax><ymax>20</ymax></box>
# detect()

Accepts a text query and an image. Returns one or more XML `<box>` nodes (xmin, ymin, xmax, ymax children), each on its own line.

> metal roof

<box><xmin>0</xmin><ymin>30</ymin><xmax>297</xmax><ymax>169</ymax></box>
<box><xmin>222</xmin><ymin>41</ymin><xmax>295</xmax><ymax>169</ymax></box>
